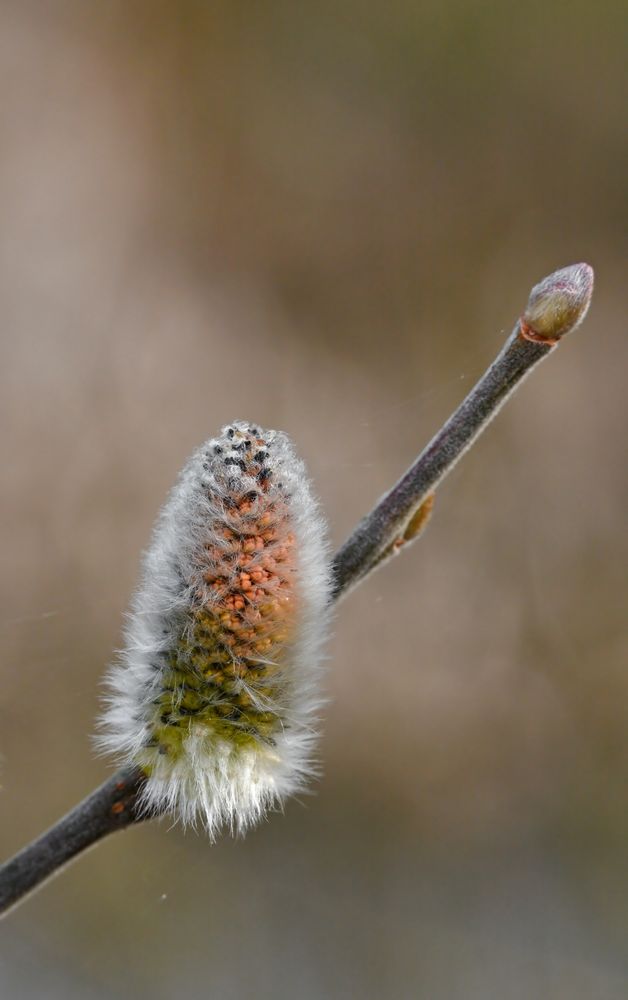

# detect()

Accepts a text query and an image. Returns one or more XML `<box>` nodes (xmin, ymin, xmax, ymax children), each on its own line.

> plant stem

<box><xmin>0</xmin><ymin>262</ymin><xmax>594</xmax><ymax>917</ymax></box>
<box><xmin>332</xmin><ymin>262</ymin><xmax>594</xmax><ymax>597</ymax></box>
<box><xmin>0</xmin><ymin>766</ymin><xmax>145</xmax><ymax>917</ymax></box>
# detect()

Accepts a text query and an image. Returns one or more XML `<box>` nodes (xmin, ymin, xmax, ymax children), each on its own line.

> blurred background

<box><xmin>0</xmin><ymin>2</ymin><xmax>626</xmax><ymax>997</ymax></box>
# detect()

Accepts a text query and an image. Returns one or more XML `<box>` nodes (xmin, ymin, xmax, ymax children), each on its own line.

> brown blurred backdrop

<box><xmin>0</xmin><ymin>2</ymin><xmax>627</xmax><ymax>997</ymax></box>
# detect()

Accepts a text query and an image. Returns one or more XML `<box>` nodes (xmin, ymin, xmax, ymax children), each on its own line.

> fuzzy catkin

<box><xmin>99</xmin><ymin>421</ymin><xmax>331</xmax><ymax>836</ymax></box>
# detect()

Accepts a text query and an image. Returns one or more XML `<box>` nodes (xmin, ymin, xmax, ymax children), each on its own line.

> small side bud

<box><xmin>98</xmin><ymin>422</ymin><xmax>331</xmax><ymax>837</ymax></box>
<box><xmin>521</xmin><ymin>263</ymin><xmax>594</xmax><ymax>343</ymax></box>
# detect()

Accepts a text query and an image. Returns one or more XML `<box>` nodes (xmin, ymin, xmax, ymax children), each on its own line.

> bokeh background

<box><xmin>1</xmin><ymin>2</ymin><xmax>626</xmax><ymax>997</ymax></box>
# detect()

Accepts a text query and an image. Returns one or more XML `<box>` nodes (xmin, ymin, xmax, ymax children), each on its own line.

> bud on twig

<box><xmin>520</xmin><ymin>263</ymin><xmax>594</xmax><ymax>343</ymax></box>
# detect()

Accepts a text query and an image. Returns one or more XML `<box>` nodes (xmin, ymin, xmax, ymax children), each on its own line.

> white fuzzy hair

<box><xmin>98</xmin><ymin>421</ymin><xmax>330</xmax><ymax>837</ymax></box>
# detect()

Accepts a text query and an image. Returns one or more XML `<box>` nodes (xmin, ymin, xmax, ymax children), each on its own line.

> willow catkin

<box><xmin>99</xmin><ymin>421</ymin><xmax>331</xmax><ymax>836</ymax></box>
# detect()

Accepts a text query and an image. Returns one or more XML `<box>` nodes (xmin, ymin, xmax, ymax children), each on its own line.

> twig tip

<box><xmin>522</xmin><ymin>262</ymin><xmax>594</xmax><ymax>343</ymax></box>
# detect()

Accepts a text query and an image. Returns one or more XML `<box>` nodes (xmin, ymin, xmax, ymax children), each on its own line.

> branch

<box><xmin>332</xmin><ymin>262</ymin><xmax>594</xmax><ymax>597</ymax></box>
<box><xmin>0</xmin><ymin>262</ymin><xmax>594</xmax><ymax>917</ymax></box>
<box><xmin>0</xmin><ymin>766</ymin><xmax>145</xmax><ymax>917</ymax></box>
